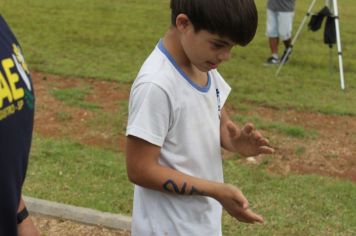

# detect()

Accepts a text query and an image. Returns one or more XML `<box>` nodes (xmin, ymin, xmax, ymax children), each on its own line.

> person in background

<box><xmin>125</xmin><ymin>0</ymin><xmax>274</xmax><ymax>235</ymax></box>
<box><xmin>265</xmin><ymin>0</ymin><xmax>296</xmax><ymax>65</ymax></box>
<box><xmin>0</xmin><ymin>15</ymin><xmax>40</xmax><ymax>236</ymax></box>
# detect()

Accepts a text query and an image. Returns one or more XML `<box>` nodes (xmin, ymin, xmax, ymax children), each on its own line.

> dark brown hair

<box><xmin>170</xmin><ymin>0</ymin><xmax>258</xmax><ymax>46</ymax></box>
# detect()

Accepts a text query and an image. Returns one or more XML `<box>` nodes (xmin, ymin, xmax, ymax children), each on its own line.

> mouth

<box><xmin>207</xmin><ymin>62</ymin><xmax>218</xmax><ymax>69</ymax></box>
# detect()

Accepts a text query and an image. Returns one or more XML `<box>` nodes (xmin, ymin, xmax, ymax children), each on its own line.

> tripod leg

<box><xmin>332</xmin><ymin>0</ymin><xmax>345</xmax><ymax>90</ymax></box>
<box><xmin>276</xmin><ymin>0</ymin><xmax>318</xmax><ymax>76</ymax></box>
<box><xmin>329</xmin><ymin>46</ymin><xmax>333</xmax><ymax>76</ymax></box>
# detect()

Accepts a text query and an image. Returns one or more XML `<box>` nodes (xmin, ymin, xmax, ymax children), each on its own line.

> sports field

<box><xmin>2</xmin><ymin>0</ymin><xmax>356</xmax><ymax>235</ymax></box>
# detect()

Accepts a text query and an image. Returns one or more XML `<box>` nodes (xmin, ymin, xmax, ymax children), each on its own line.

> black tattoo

<box><xmin>189</xmin><ymin>186</ymin><xmax>202</xmax><ymax>195</ymax></box>
<box><xmin>163</xmin><ymin>179</ymin><xmax>186</xmax><ymax>194</ymax></box>
<box><xmin>163</xmin><ymin>179</ymin><xmax>202</xmax><ymax>195</ymax></box>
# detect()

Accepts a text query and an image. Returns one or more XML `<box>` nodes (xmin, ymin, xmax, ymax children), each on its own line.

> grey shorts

<box><xmin>266</xmin><ymin>9</ymin><xmax>294</xmax><ymax>40</ymax></box>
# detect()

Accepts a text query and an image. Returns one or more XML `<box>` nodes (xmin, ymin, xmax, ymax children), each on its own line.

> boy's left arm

<box><xmin>220</xmin><ymin>108</ymin><xmax>274</xmax><ymax>157</ymax></box>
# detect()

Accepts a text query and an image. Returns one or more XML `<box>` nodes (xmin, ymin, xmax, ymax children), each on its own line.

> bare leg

<box><xmin>269</xmin><ymin>37</ymin><xmax>279</xmax><ymax>55</ymax></box>
<box><xmin>283</xmin><ymin>38</ymin><xmax>291</xmax><ymax>50</ymax></box>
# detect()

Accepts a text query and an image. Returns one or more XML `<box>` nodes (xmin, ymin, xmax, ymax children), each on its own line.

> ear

<box><xmin>175</xmin><ymin>14</ymin><xmax>191</xmax><ymax>32</ymax></box>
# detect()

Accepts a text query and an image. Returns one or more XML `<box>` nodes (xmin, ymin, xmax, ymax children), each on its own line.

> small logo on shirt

<box><xmin>216</xmin><ymin>88</ymin><xmax>221</xmax><ymax>119</ymax></box>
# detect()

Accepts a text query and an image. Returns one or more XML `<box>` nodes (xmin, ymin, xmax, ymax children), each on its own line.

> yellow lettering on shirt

<box><xmin>0</xmin><ymin>71</ymin><xmax>14</xmax><ymax>108</ymax></box>
<box><xmin>0</xmin><ymin>104</ymin><xmax>16</xmax><ymax>120</ymax></box>
<box><xmin>16</xmin><ymin>99</ymin><xmax>24</xmax><ymax>110</ymax></box>
<box><xmin>2</xmin><ymin>58</ymin><xmax>24</xmax><ymax>100</ymax></box>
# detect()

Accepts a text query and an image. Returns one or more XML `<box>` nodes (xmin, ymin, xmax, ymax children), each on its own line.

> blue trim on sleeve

<box><xmin>157</xmin><ymin>40</ymin><xmax>211</xmax><ymax>93</ymax></box>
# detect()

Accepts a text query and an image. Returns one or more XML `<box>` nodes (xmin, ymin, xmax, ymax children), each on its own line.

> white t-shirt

<box><xmin>126</xmin><ymin>40</ymin><xmax>231</xmax><ymax>236</ymax></box>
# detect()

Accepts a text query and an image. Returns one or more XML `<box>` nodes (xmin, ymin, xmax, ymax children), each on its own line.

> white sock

<box><xmin>272</xmin><ymin>53</ymin><xmax>278</xmax><ymax>59</ymax></box>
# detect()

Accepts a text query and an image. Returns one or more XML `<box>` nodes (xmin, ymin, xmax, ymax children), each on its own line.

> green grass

<box><xmin>24</xmin><ymin>135</ymin><xmax>133</xmax><ymax>215</ymax></box>
<box><xmin>1</xmin><ymin>0</ymin><xmax>169</xmax><ymax>83</ymax></box>
<box><xmin>223</xmin><ymin>160</ymin><xmax>356</xmax><ymax>235</ymax></box>
<box><xmin>234</xmin><ymin>114</ymin><xmax>318</xmax><ymax>138</ymax></box>
<box><xmin>2</xmin><ymin>0</ymin><xmax>356</xmax><ymax>115</ymax></box>
<box><xmin>24</xmin><ymin>136</ymin><xmax>356</xmax><ymax>235</ymax></box>
<box><xmin>88</xmin><ymin>100</ymin><xmax>128</xmax><ymax>134</ymax></box>
<box><xmin>2</xmin><ymin>0</ymin><xmax>356</xmax><ymax>234</ymax></box>
<box><xmin>50</xmin><ymin>86</ymin><xmax>100</xmax><ymax>110</ymax></box>
<box><xmin>222</xmin><ymin>0</ymin><xmax>356</xmax><ymax>115</ymax></box>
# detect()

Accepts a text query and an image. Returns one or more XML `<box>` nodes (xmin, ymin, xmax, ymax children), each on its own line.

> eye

<box><xmin>211</xmin><ymin>42</ymin><xmax>224</xmax><ymax>49</ymax></box>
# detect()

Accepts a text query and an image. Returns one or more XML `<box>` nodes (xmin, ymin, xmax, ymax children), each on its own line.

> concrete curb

<box><xmin>24</xmin><ymin>196</ymin><xmax>131</xmax><ymax>231</ymax></box>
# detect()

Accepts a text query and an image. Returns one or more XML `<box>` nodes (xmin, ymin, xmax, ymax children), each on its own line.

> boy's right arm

<box><xmin>126</xmin><ymin>135</ymin><xmax>264</xmax><ymax>224</ymax></box>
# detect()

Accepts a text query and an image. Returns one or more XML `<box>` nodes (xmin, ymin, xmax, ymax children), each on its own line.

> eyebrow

<box><xmin>212</xmin><ymin>38</ymin><xmax>234</xmax><ymax>46</ymax></box>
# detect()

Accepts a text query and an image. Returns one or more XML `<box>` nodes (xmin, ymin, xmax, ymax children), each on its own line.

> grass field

<box><xmin>2</xmin><ymin>0</ymin><xmax>356</xmax><ymax>235</ymax></box>
<box><xmin>2</xmin><ymin>0</ymin><xmax>355</xmax><ymax>114</ymax></box>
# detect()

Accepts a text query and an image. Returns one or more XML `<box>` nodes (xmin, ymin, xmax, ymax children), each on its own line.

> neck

<box><xmin>163</xmin><ymin>28</ymin><xmax>191</xmax><ymax>69</ymax></box>
<box><xmin>162</xmin><ymin>28</ymin><xmax>207</xmax><ymax>86</ymax></box>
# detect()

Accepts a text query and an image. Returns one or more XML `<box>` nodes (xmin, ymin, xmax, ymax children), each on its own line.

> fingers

<box><xmin>235</xmin><ymin>209</ymin><xmax>264</xmax><ymax>224</ymax></box>
<box><xmin>251</xmin><ymin>210</ymin><xmax>264</xmax><ymax>224</ymax></box>
<box><xmin>244</xmin><ymin>124</ymin><xmax>275</xmax><ymax>154</ymax></box>
<box><xmin>221</xmin><ymin>184</ymin><xmax>264</xmax><ymax>224</ymax></box>
<box><xmin>259</xmin><ymin>145</ymin><xmax>275</xmax><ymax>154</ymax></box>
<box><xmin>257</xmin><ymin>137</ymin><xmax>269</xmax><ymax>146</ymax></box>
<box><xmin>242</xmin><ymin>123</ymin><xmax>254</xmax><ymax>134</ymax></box>
<box><xmin>243</xmin><ymin>124</ymin><xmax>263</xmax><ymax>141</ymax></box>
<box><xmin>234</xmin><ymin>189</ymin><xmax>249</xmax><ymax>210</ymax></box>
<box><xmin>229</xmin><ymin>122</ymin><xmax>275</xmax><ymax>156</ymax></box>
<box><xmin>257</xmin><ymin>137</ymin><xmax>274</xmax><ymax>154</ymax></box>
<box><xmin>227</xmin><ymin>121</ymin><xmax>238</xmax><ymax>138</ymax></box>
<box><xmin>228</xmin><ymin>207</ymin><xmax>262</xmax><ymax>224</ymax></box>
<box><xmin>233</xmin><ymin>123</ymin><xmax>263</xmax><ymax>141</ymax></box>
<box><xmin>224</xmin><ymin>183</ymin><xmax>249</xmax><ymax>209</ymax></box>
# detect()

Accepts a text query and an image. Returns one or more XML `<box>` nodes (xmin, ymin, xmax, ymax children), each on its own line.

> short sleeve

<box><xmin>126</xmin><ymin>82</ymin><xmax>171</xmax><ymax>147</ymax></box>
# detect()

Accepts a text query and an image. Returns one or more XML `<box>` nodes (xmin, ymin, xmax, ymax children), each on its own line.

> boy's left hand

<box><xmin>227</xmin><ymin>121</ymin><xmax>274</xmax><ymax>157</ymax></box>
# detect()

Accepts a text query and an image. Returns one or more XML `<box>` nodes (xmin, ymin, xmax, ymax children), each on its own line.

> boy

<box><xmin>0</xmin><ymin>15</ymin><xmax>39</xmax><ymax>235</ymax></box>
<box><xmin>125</xmin><ymin>0</ymin><xmax>274</xmax><ymax>235</ymax></box>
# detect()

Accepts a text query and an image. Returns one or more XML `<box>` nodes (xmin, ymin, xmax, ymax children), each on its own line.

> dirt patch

<box><xmin>31</xmin><ymin>214</ymin><xmax>130</xmax><ymax>236</ymax></box>
<box><xmin>32</xmin><ymin>71</ymin><xmax>356</xmax><ymax>182</ymax></box>
<box><xmin>30</xmin><ymin>71</ymin><xmax>355</xmax><ymax>234</ymax></box>
<box><xmin>32</xmin><ymin>71</ymin><xmax>129</xmax><ymax>152</ymax></box>
<box><xmin>244</xmin><ymin>106</ymin><xmax>356</xmax><ymax>181</ymax></box>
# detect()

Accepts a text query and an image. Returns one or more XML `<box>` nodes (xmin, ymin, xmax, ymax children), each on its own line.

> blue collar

<box><xmin>158</xmin><ymin>40</ymin><xmax>211</xmax><ymax>93</ymax></box>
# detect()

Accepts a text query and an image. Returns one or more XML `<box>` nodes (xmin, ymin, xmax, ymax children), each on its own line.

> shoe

<box><xmin>264</xmin><ymin>56</ymin><xmax>279</xmax><ymax>65</ymax></box>
<box><xmin>280</xmin><ymin>49</ymin><xmax>291</xmax><ymax>64</ymax></box>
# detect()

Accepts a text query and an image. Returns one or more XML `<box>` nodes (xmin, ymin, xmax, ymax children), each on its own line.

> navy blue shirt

<box><xmin>0</xmin><ymin>15</ymin><xmax>35</xmax><ymax>236</ymax></box>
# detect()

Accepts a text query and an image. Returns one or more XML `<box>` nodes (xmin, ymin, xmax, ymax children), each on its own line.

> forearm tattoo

<box><xmin>163</xmin><ymin>179</ymin><xmax>202</xmax><ymax>195</ymax></box>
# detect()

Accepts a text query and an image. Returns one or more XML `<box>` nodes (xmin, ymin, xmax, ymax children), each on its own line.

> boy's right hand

<box><xmin>215</xmin><ymin>184</ymin><xmax>264</xmax><ymax>224</ymax></box>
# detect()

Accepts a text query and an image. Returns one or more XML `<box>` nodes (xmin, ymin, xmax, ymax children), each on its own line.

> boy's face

<box><xmin>178</xmin><ymin>15</ymin><xmax>236</xmax><ymax>72</ymax></box>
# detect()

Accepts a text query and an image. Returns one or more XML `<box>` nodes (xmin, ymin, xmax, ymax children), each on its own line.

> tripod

<box><xmin>276</xmin><ymin>0</ymin><xmax>345</xmax><ymax>90</ymax></box>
